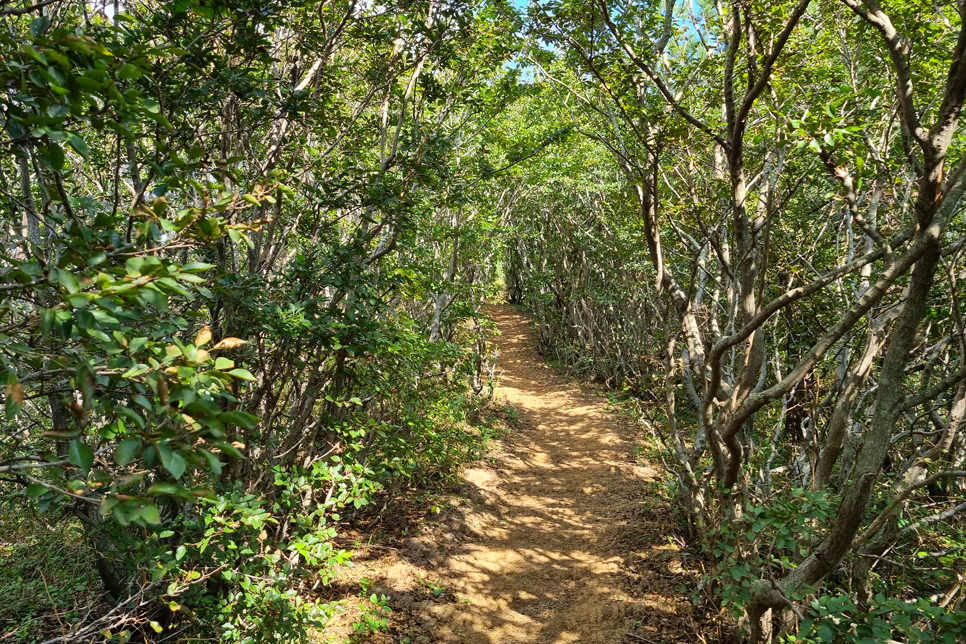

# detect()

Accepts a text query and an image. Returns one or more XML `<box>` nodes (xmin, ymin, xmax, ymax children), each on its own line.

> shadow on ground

<box><xmin>338</xmin><ymin>304</ymin><xmax>708</xmax><ymax>644</ymax></box>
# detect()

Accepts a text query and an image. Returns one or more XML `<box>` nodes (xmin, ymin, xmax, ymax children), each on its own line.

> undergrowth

<box><xmin>0</xmin><ymin>398</ymin><xmax>516</xmax><ymax>644</ymax></box>
<box><xmin>0</xmin><ymin>511</ymin><xmax>103</xmax><ymax>642</ymax></box>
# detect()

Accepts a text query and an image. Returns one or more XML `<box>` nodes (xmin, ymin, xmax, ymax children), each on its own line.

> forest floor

<box><xmin>323</xmin><ymin>304</ymin><xmax>711</xmax><ymax>644</ymax></box>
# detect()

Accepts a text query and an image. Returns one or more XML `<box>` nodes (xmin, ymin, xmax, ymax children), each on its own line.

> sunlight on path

<box><xmin>381</xmin><ymin>304</ymin><xmax>691</xmax><ymax>644</ymax></box>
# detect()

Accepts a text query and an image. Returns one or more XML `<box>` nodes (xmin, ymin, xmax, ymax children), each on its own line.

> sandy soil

<box><xmin>330</xmin><ymin>304</ymin><xmax>705</xmax><ymax>644</ymax></box>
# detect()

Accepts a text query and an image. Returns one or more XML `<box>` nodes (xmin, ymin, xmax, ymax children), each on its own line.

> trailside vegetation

<box><xmin>0</xmin><ymin>0</ymin><xmax>521</xmax><ymax>641</ymax></box>
<box><xmin>503</xmin><ymin>0</ymin><xmax>966</xmax><ymax>642</ymax></box>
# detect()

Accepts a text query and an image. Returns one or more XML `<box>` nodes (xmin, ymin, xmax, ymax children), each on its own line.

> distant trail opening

<box><xmin>378</xmin><ymin>304</ymin><xmax>701</xmax><ymax>644</ymax></box>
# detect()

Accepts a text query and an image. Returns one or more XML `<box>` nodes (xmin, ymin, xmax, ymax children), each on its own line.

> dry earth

<box><xmin>324</xmin><ymin>304</ymin><xmax>708</xmax><ymax>644</ymax></box>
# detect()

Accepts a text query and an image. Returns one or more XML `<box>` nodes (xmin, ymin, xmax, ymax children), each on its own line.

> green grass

<box><xmin>0</xmin><ymin>505</ymin><xmax>101</xmax><ymax>642</ymax></box>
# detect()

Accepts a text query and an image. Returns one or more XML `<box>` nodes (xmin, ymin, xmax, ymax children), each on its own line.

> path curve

<box><xmin>380</xmin><ymin>304</ymin><xmax>696</xmax><ymax>644</ymax></box>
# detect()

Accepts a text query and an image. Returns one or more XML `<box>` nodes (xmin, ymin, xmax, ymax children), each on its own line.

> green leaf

<box><xmin>169</xmin><ymin>452</ymin><xmax>186</xmax><ymax>479</ymax></box>
<box><xmin>146</xmin><ymin>111</ymin><xmax>173</xmax><ymax>129</ymax></box>
<box><xmin>181</xmin><ymin>262</ymin><xmax>215</xmax><ymax>272</ymax></box>
<box><xmin>158</xmin><ymin>445</ymin><xmax>186</xmax><ymax>480</ymax></box>
<box><xmin>199</xmin><ymin>449</ymin><xmax>223</xmax><ymax>475</ymax></box>
<box><xmin>40</xmin><ymin>307</ymin><xmax>56</xmax><ymax>333</ymax></box>
<box><xmin>227</xmin><ymin>368</ymin><xmax>256</xmax><ymax>381</ymax></box>
<box><xmin>23</xmin><ymin>45</ymin><xmax>47</xmax><ymax>66</ymax></box>
<box><xmin>68</xmin><ymin>293</ymin><xmax>91</xmax><ymax>308</ymax></box>
<box><xmin>29</xmin><ymin>15</ymin><xmax>51</xmax><ymax>36</ymax></box>
<box><xmin>56</xmin><ymin>268</ymin><xmax>80</xmax><ymax>294</ymax></box>
<box><xmin>27</xmin><ymin>483</ymin><xmax>48</xmax><ymax>497</ymax></box>
<box><xmin>137</xmin><ymin>287</ymin><xmax>169</xmax><ymax>311</ymax></box>
<box><xmin>148</xmin><ymin>481</ymin><xmax>179</xmax><ymax>495</ymax></box>
<box><xmin>142</xmin><ymin>97</ymin><xmax>160</xmax><ymax>113</ymax></box>
<box><xmin>116</xmin><ymin>438</ymin><xmax>140</xmax><ymax>466</ymax></box>
<box><xmin>214</xmin><ymin>357</ymin><xmax>234</xmax><ymax>370</ymax></box>
<box><xmin>68</xmin><ymin>440</ymin><xmax>94</xmax><ymax>473</ymax></box>
<box><xmin>140</xmin><ymin>502</ymin><xmax>161</xmax><ymax>524</ymax></box>
<box><xmin>216</xmin><ymin>442</ymin><xmax>245</xmax><ymax>459</ymax></box>
<box><xmin>122</xmin><ymin>364</ymin><xmax>150</xmax><ymax>379</ymax></box>
<box><xmin>65</xmin><ymin>132</ymin><xmax>90</xmax><ymax>158</ymax></box>
<box><xmin>74</xmin><ymin>76</ymin><xmax>102</xmax><ymax>92</ymax></box>
<box><xmin>117</xmin><ymin>63</ymin><xmax>143</xmax><ymax>80</ymax></box>
<box><xmin>115</xmin><ymin>406</ymin><xmax>145</xmax><ymax>429</ymax></box>
<box><xmin>45</xmin><ymin>142</ymin><xmax>65</xmax><ymax>170</ymax></box>
<box><xmin>219</xmin><ymin>410</ymin><xmax>260</xmax><ymax>429</ymax></box>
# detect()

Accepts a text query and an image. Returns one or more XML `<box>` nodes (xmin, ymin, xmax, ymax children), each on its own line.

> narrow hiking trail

<box><xmin>341</xmin><ymin>305</ymin><xmax>703</xmax><ymax>644</ymax></box>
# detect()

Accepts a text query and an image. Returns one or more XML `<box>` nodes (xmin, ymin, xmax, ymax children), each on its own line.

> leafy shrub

<box><xmin>0</xmin><ymin>0</ymin><xmax>515</xmax><ymax>640</ymax></box>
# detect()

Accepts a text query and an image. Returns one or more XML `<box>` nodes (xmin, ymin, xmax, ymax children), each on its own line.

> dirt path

<box><xmin>355</xmin><ymin>305</ymin><xmax>699</xmax><ymax>644</ymax></box>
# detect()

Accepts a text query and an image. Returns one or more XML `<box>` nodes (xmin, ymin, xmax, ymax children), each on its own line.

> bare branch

<box><xmin>0</xmin><ymin>0</ymin><xmax>63</xmax><ymax>16</ymax></box>
<box><xmin>854</xmin><ymin>470</ymin><xmax>966</xmax><ymax>546</ymax></box>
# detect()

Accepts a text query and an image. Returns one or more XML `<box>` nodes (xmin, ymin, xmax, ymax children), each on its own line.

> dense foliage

<box><xmin>500</xmin><ymin>0</ymin><xmax>966</xmax><ymax>642</ymax></box>
<box><xmin>0</xmin><ymin>0</ymin><xmax>520</xmax><ymax>641</ymax></box>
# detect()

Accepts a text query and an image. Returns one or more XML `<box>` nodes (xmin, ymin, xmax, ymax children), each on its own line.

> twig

<box><xmin>36</xmin><ymin>582</ymin><xmax>162</xmax><ymax>644</ymax></box>
<box><xmin>770</xmin><ymin>579</ymin><xmax>806</xmax><ymax>621</ymax></box>
<box><xmin>0</xmin><ymin>0</ymin><xmax>63</xmax><ymax>16</ymax></box>
<box><xmin>854</xmin><ymin>470</ymin><xmax>966</xmax><ymax>546</ymax></box>
<box><xmin>357</xmin><ymin>544</ymin><xmax>399</xmax><ymax>552</ymax></box>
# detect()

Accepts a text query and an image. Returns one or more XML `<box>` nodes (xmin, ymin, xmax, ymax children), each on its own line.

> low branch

<box><xmin>900</xmin><ymin>500</ymin><xmax>966</xmax><ymax>537</ymax></box>
<box><xmin>19</xmin><ymin>472</ymin><xmax>100</xmax><ymax>506</ymax></box>
<box><xmin>902</xmin><ymin>362</ymin><xmax>966</xmax><ymax>410</ymax></box>
<box><xmin>853</xmin><ymin>470</ymin><xmax>966</xmax><ymax>546</ymax></box>
<box><xmin>0</xmin><ymin>0</ymin><xmax>63</xmax><ymax>15</ymax></box>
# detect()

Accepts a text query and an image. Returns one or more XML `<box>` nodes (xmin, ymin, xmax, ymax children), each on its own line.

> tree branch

<box><xmin>597</xmin><ymin>0</ymin><xmax>729</xmax><ymax>151</ymax></box>
<box><xmin>0</xmin><ymin>0</ymin><xmax>63</xmax><ymax>16</ymax></box>
<box><xmin>853</xmin><ymin>470</ymin><xmax>966</xmax><ymax>546</ymax></box>
<box><xmin>837</xmin><ymin>0</ymin><xmax>927</xmax><ymax>147</ymax></box>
